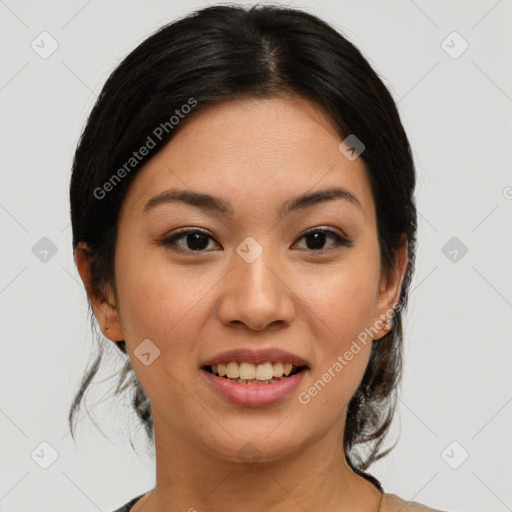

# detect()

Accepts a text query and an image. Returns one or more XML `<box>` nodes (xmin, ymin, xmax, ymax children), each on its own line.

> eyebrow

<box><xmin>143</xmin><ymin>186</ymin><xmax>364</xmax><ymax>219</ymax></box>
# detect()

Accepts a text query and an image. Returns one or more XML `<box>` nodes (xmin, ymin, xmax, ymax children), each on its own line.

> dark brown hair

<box><xmin>68</xmin><ymin>2</ymin><xmax>417</xmax><ymax>486</ymax></box>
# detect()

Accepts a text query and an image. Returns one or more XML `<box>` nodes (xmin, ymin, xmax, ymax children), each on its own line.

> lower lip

<box><xmin>200</xmin><ymin>368</ymin><xmax>308</xmax><ymax>407</ymax></box>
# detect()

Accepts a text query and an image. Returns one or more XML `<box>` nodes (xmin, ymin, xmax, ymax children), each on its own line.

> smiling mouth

<box><xmin>203</xmin><ymin>361</ymin><xmax>308</xmax><ymax>385</ymax></box>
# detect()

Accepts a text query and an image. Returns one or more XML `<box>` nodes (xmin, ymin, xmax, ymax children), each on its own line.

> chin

<box><xmin>200</xmin><ymin>430</ymin><xmax>307</xmax><ymax>466</ymax></box>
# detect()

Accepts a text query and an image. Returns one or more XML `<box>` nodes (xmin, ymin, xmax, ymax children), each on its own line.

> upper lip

<box><xmin>201</xmin><ymin>348</ymin><xmax>309</xmax><ymax>368</ymax></box>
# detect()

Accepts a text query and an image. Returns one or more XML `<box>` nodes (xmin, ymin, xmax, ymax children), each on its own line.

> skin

<box><xmin>76</xmin><ymin>95</ymin><xmax>408</xmax><ymax>512</ymax></box>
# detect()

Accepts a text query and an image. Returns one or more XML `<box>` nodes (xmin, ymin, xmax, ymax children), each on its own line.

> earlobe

<box><xmin>74</xmin><ymin>243</ymin><xmax>125</xmax><ymax>343</ymax></box>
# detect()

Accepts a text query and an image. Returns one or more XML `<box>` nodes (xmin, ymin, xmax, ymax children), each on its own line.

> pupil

<box><xmin>187</xmin><ymin>233</ymin><xmax>209</xmax><ymax>250</ymax></box>
<box><xmin>307</xmin><ymin>232</ymin><xmax>326</xmax><ymax>250</ymax></box>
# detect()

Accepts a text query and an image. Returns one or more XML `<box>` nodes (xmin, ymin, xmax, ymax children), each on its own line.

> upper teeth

<box><xmin>212</xmin><ymin>361</ymin><xmax>295</xmax><ymax>380</ymax></box>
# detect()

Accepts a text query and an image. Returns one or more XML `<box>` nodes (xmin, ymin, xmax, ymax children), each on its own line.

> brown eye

<box><xmin>162</xmin><ymin>229</ymin><xmax>219</xmax><ymax>252</ymax></box>
<box><xmin>294</xmin><ymin>228</ymin><xmax>354</xmax><ymax>252</ymax></box>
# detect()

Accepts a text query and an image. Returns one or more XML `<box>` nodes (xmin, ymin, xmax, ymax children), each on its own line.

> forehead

<box><xmin>120</xmin><ymin>96</ymin><xmax>375</xmax><ymax>224</ymax></box>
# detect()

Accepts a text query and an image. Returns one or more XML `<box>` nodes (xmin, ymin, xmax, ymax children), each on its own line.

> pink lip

<box><xmin>201</xmin><ymin>347</ymin><xmax>309</xmax><ymax>367</ymax></box>
<box><xmin>200</xmin><ymin>367</ymin><xmax>309</xmax><ymax>407</ymax></box>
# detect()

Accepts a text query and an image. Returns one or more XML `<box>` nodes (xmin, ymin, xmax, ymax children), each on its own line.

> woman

<box><xmin>69</xmin><ymin>4</ymin><xmax>446</xmax><ymax>511</ymax></box>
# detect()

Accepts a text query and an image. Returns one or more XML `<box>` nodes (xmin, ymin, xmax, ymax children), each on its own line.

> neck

<box><xmin>136</xmin><ymin>408</ymin><xmax>383</xmax><ymax>512</ymax></box>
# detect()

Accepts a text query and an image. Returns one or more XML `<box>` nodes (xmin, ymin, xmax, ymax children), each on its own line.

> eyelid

<box><xmin>300</xmin><ymin>225</ymin><xmax>349</xmax><ymax>240</ymax></box>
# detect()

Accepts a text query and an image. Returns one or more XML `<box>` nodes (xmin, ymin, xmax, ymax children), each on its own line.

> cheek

<box><xmin>113</xmin><ymin>252</ymin><xmax>213</xmax><ymax>409</ymax></box>
<box><xmin>304</xmin><ymin>253</ymin><xmax>380</xmax><ymax>344</ymax></box>
<box><xmin>296</xmin><ymin>254</ymin><xmax>379</xmax><ymax>409</ymax></box>
<box><xmin>116</xmin><ymin>256</ymin><xmax>215</xmax><ymax>345</ymax></box>
<box><xmin>315</xmin><ymin>281</ymin><xmax>374</xmax><ymax>381</ymax></box>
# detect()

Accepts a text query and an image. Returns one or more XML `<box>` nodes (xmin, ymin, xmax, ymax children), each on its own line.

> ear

<box><xmin>373</xmin><ymin>234</ymin><xmax>408</xmax><ymax>340</ymax></box>
<box><xmin>74</xmin><ymin>242</ymin><xmax>124</xmax><ymax>343</ymax></box>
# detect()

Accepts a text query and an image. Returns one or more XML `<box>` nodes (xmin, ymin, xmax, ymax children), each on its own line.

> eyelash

<box><xmin>161</xmin><ymin>227</ymin><xmax>354</xmax><ymax>254</ymax></box>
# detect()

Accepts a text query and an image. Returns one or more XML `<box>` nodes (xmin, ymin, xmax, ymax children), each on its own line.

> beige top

<box><xmin>380</xmin><ymin>492</ymin><xmax>445</xmax><ymax>511</ymax></box>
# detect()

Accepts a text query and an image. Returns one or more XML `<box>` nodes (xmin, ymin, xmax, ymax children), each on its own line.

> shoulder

<box><xmin>111</xmin><ymin>493</ymin><xmax>145</xmax><ymax>512</ymax></box>
<box><xmin>380</xmin><ymin>492</ymin><xmax>447</xmax><ymax>512</ymax></box>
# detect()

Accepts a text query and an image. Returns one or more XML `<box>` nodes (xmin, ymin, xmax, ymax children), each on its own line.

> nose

<box><xmin>216</xmin><ymin>248</ymin><xmax>295</xmax><ymax>331</ymax></box>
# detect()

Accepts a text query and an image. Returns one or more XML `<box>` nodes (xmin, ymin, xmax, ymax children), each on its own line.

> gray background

<box><xmin>1</xmin><ymin>0</ymin><xmax>511</xmax><ymax>511</ymax></box>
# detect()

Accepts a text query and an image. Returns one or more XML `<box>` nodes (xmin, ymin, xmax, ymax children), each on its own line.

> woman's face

<box><xmin>99</xmin><ymin>96</ymin><xmax>406</xmax><ymax>463</ymax></box>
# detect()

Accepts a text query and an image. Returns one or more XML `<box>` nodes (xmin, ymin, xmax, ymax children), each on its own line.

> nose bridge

<box><xmin>218</xmin><ymin>237</ymin><xmax>294</xmax><ymax>330</ymax></box>
<box><xmin>234</xmin><ymin>239</ymin><xmax>280</xmax><ymax>301</ymax></box>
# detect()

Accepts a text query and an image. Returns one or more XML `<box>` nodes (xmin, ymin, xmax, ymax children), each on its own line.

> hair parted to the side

<box><xmin>68</xmin><ymin>2</ymin><xmax>417</xmax><ymax>486</ymax></box>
